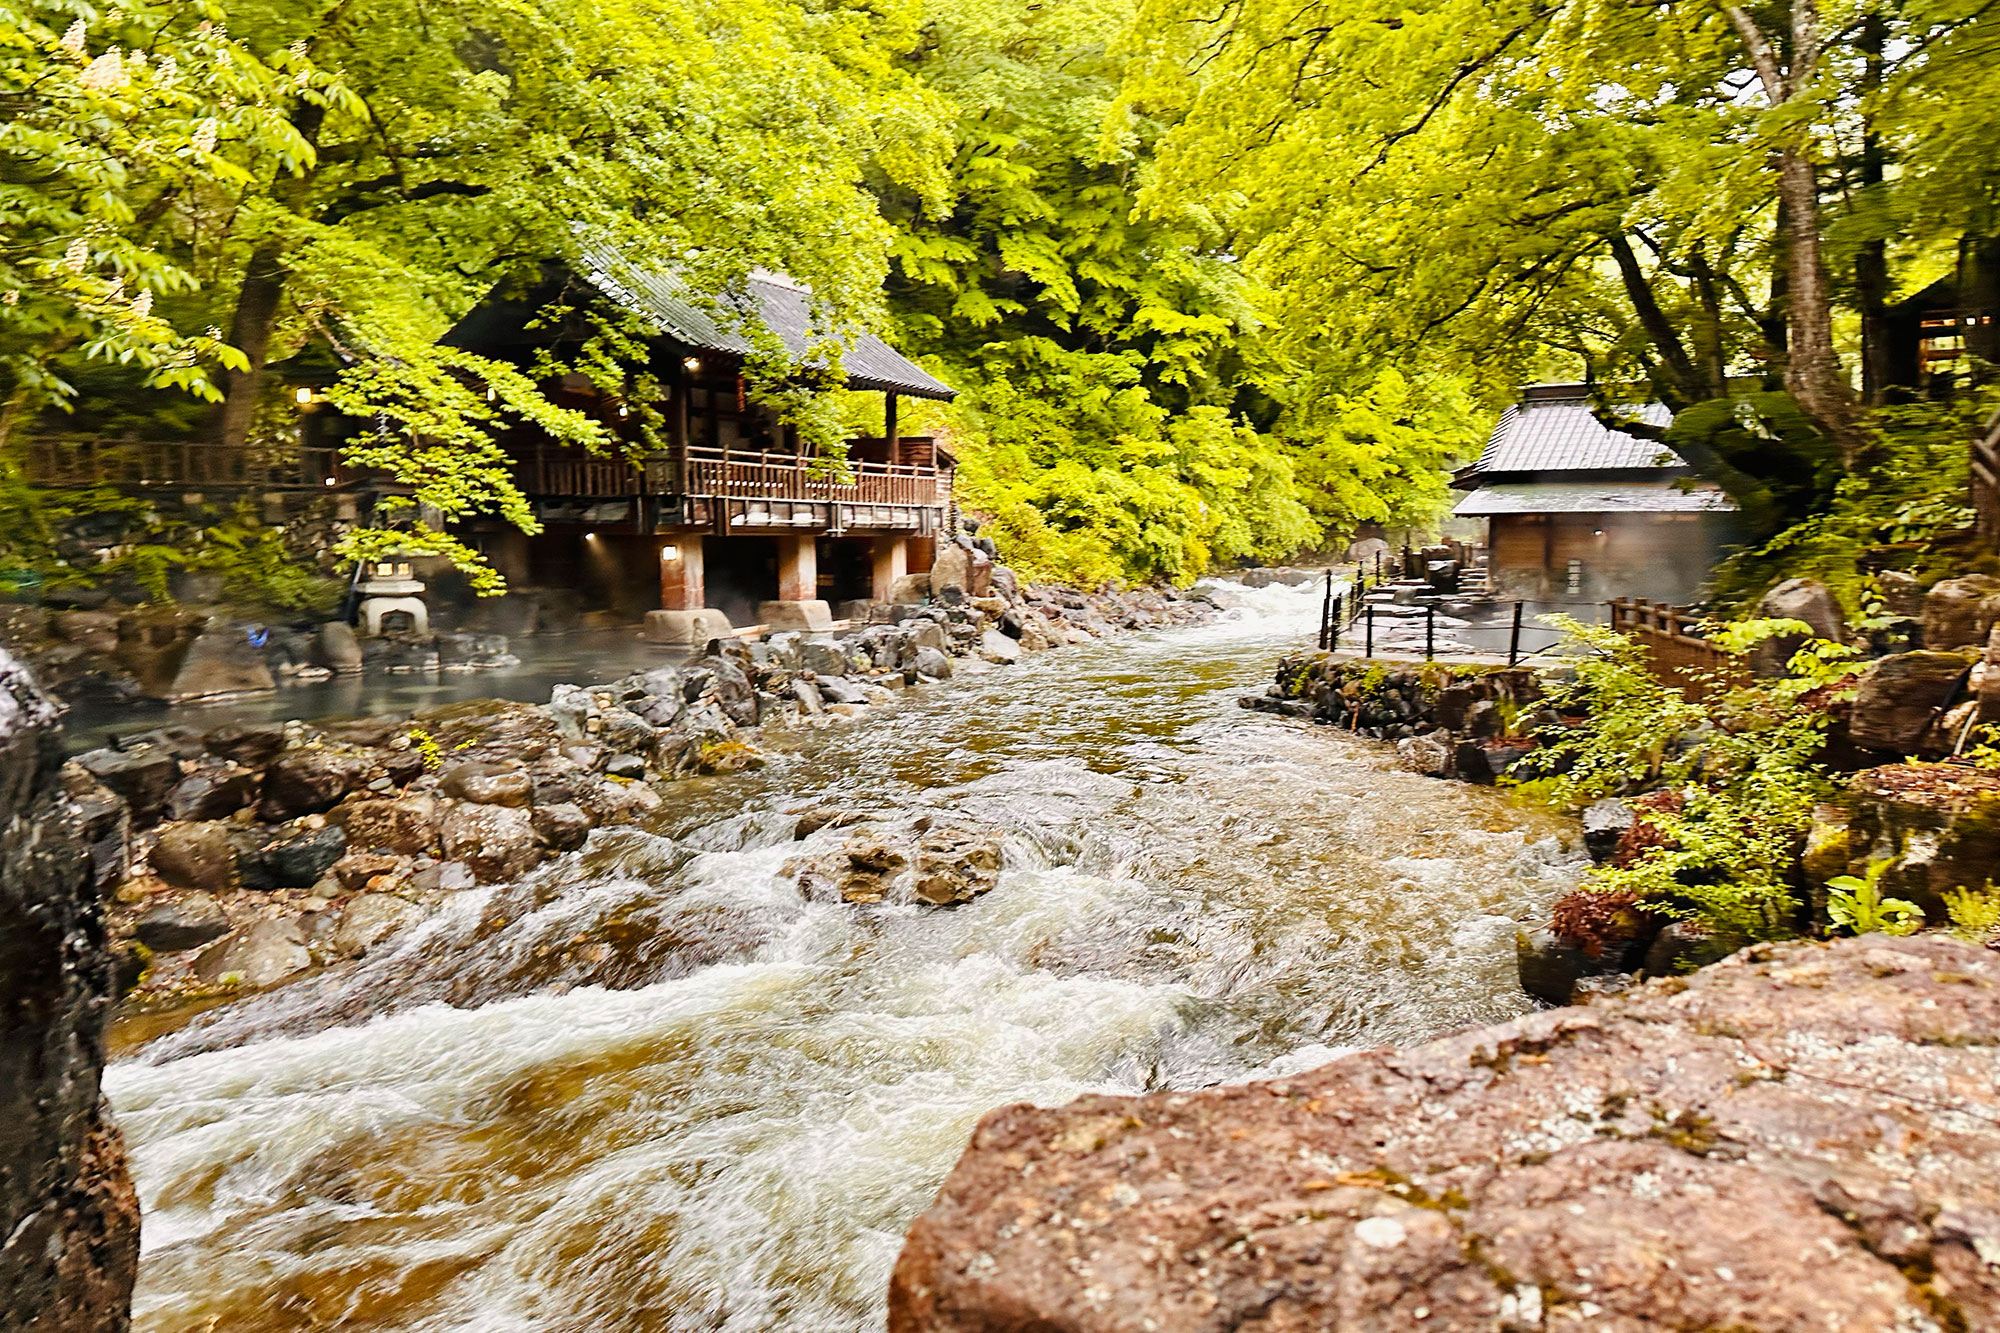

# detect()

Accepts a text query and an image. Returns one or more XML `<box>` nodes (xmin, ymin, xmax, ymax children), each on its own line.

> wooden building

<box><xmin>1451</xmin><ymin>383</ymin><xmax>1737</xmax><ymax>605</ymax></box>
<box><xmin>443</xmin><ymin>247</ymin><xmax>959</xmax><ymax>633</ymax></box>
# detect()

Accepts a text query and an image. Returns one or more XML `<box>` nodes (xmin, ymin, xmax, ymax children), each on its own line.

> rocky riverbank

<box><xmin>87</xmin><ymin>575</ymin><xmax>1216</xmax><ymax>1018</ymax></box>
<box><xmin>890</xmin><ymin>933</ymin><xmax>2000</xmax><ymax>1332</ymax></box>
<box><xmin>0</xmin><ymin>648</ymin><xmax>139</xmax><ymax>1331</ymax></box>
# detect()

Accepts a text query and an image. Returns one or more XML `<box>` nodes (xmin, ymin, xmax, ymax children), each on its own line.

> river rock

<box><xmin>1640</xmin><ymin>919</ymin><xmax>1737</xmax><ymax>976</ymax></box>
<box><xmin>438</xmin><ymin>760</ymin><xmax>532</xmax><ymax>808</ymax></box>
<box><xmin>906</xmin><ymin>620</ymin><xmax>949</xmax><ymax>653</ymax></box>
<box><xmin>598</xmin><ymin>707</ymin><xmax>660</xmax><ymax>757</ymax></box>
<box><xmin>441</xmin><ymin>802</ymin><xmax>542</xmax><ymax>882</ymax></box>
<box><xmin>1844</xmin><ymin>763</ymin><xmax>2000</xmax><ymax>919</ymax></box>
<box><xmin>799</xmin><ymin>638</ymin><xmax>856</xmax><ymax>677</ymax></box>
<box><xmin>1922</xmin><ymin>573</ymin><xmax>2000</xmax><ymax>650</ymax></box>
<box><xmin>1847</xmin><ymin>650</ymin><xmax>1976</xmax><ymax>754</ymax></box>
<box><xmin>259</xmin><ymin>749</ymin><xmax>367</xmax><ymax>821</ymax></box>
<box><xmin>132</xmin><ymin>891</ymin><xmax>230</xmax><ymax>953</ymax></box>
<box><xmin>1581</xmin><ymin>797</ymin><xmax>1637</xmax><ymax>862</ymax></box>
<box><xmin>913</xmin><ymin>828</ymin><xmax>1003</xmax><ymax>905</ymax></box>
<box><xmin>577</xmin><ymin>776</ymin><xmax>662</xmax><ymax>826</ymax></box>
<box><xmin>912</xmin><ymin>647</ymin><xmax>954</xmax><ymax>681</ymax></box>
<box><xmin>259</xmin><ymin>825</ymin><xmax>348</xmax><ymax>889</ymax></box>
<box><xmin>977</xmin><ymin>628</ymin><xmax>1021</xmax><ymax>664</ymax></box>
<box><xmin>891</xmin><ymin>935</ymin><xmax>2000</xmax><ymax>1333</ymax></box>
<box><xmin>149</xmin><ymin>821</ymin><xmax>237</xmax><ymax>891</ymax></box>
<box><xmin>603</xmin><ymin>753</ymin><xmax>647</xmax><ymax>780</ymax></box>
<box><xmin>163</xmin><ymin>763</ymin><xmax>259</xmax><ymax>823</ymax></box>
<box><xmin>317</xmin><ymin>621</ymin><xmax>363</xmax><ymax>672</ymax></box>
<box><xmin>413</xmin><ymin>697</ymin><xmax>562</xmax><ymax>763</ymax></box>
<box><xmin>330</xmin><ymin>849</ymin><xmax>404</xmax><ymax>892</ymax></box>
<box><xmin>1393</xmin><ymin>732</ymin><xmax>1453</xmax><ymax>778</ymax></box>
<box><xmin>792</xmin><ymin>678</ymin><xmax>825</xmax><ymax>715</ymax></box>
<box><xmin>164</xmin><ymin>623</ymin><xmax>277</xmax><ymax>701</ymax></box>
<box><xmin>202</xmin><ymin>720</ymin><xmax>289</xmax><ymax>768</ymax></box>
<box><xmin>74</xmin><ymin>746</ymin><xmax>179</xmax><ymax>825</ymax></box>
<box><xmin>547</xmin><ymin>683</ymin><xmax>594</xmax><ymax>741</ymax></box>
<box><xmin>193</xmin><ymin>918</ymin><xmax>311</xmax><ymax>987</ymax></box>
<box><xmin>332</xmin><ymin>795</ymin><xmax>441</xmax><ymax>856</ymax></box>
<box><xmin>329</xmin><ymin>893</ymin><xmax>426</xmax><ymax>958</ymax></box>
<box><xmin>888</xmin><ymin>573</ymin><xmax>931</xmax><ymax>605</ymax></box>
<box><xmin>531</xmin><ymin>802</ymin><xmax>591</xmax><ymax>852</ymax></box>
<box><xmin>695</xmin><ymin>655</ymin><xmax>760</xmax><ymax>728</ymax></box>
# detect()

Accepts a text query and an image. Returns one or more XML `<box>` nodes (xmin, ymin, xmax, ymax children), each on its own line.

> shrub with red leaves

<box><xmin>1549</xmin><ymin>887</ymin><xmax>1661</xmax><ymax>959</ymax></box>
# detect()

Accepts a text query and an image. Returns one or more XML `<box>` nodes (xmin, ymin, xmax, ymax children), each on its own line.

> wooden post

<box><xmin>1365</xmin><ymin>605</ymin><xmax>1374</xmax><ymax>657</ymax></box>
<box><xmin>1425</xmin><ymin>603</ymin><xmax>1435</xmax><ymax>660</ymax></box>
<box><xmin>885</xmin><ymin>392</ymin><xmax>900</xmax><ymax>458</ymax></box>
<box><xmin>1330</xmin><ymin>594</ymin><xmax>1342</xmax><ymax>646</ymax></box>
<box><xmin>1508</xmin><ymin>600</ymin><xmax>1524</xmax><ymax>667</ymax></box>
<box><xmin>1319</xmin><ymin>569</ymin><xmax>1333</xmax><ymax>650</ymax></box>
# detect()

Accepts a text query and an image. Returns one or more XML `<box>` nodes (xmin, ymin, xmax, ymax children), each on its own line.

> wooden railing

<box><xmin>1974</xmin><ymin>407</ymin><xmax>2000</xmax><ymax>551</ymax></box>
<box><xmin>513</xmin><ymin>439</ymin><xmax>949</xmax><ymax>508</ymax></box>
<box><xmin>1607</xmin><ymin>598</ymin><xmax>1744</xmax><ymax>700</ymax></box>
<box><xmin>20</xmin><ymin>436</ymin><xmax>348</xmax><ymax>489</ymax></box>
<box><xmin>681</xmin><ymin>446</ymin><xmax>944</xmax><ymax>508</ymax></box>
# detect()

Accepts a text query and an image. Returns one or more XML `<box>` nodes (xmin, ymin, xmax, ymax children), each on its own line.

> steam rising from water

<box><xmin>108</xmin><ymin>580</ymin><xmax>1581</xmax><ymax>1331</ymax></box>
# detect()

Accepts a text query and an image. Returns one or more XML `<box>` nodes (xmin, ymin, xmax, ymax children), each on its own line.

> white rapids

<box><xmin>107</xmin><ymin>578</ymin><xmax>1583</xmax><ymax>1332</ymax></box>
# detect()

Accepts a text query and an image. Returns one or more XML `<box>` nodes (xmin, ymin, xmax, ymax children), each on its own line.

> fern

<box><xmin>1825</xmin><ymin>860</ymin><xmax>1923</xmax><ymax>937</ymax></box>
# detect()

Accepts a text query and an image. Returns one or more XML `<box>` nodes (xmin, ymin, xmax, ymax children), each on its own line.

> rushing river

<box><xmin>105</xmin><ymin>582</ymin><xmax>1581</xmax><ymax>1332</ymax></box>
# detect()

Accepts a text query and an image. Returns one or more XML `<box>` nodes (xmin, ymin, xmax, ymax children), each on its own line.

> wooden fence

<box><xmin>21</xmin><ymin>436</ymin><xmax>347</xmax><ymax>489</ymax></box>
<box><xmin>1607</xmin><ymin>598</ymin><xmax>1746</xmax><ymax>699</ymax></box>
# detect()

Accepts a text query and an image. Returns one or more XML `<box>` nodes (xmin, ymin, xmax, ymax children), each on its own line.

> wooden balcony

<box><xmin>512</xmin><ymin>440</ymin><xmax>951</xmax><ymax>510</ymax></box>
<box><xmin>20</xmin><ymin>436</ymin><xmax>350</xmax><ymax>490</ymax></box>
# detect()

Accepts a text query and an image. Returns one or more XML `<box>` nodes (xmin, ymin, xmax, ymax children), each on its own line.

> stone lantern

<box><xmin>356</xmin><ymin>558</ymin><xmax>429</xmax><ymax>637</ymax></box>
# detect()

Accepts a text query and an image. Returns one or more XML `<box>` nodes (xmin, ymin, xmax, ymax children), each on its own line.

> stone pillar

<box><xmin>777</xmin><ymin>535</ymin><xmax>817</xmax><ymax>603</ymax></box>
<box><xmin>871</xmin><ymin>537</ymin><xmax>909</xmax><ymax>601</ymax></box>
<box><xmin>659</xmin><ymin>535</ymin><xmax>705</xmax><ymax>612</ymax></box>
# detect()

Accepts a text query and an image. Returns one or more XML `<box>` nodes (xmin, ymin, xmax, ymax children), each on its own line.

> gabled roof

<box><xmin>1455</xmin><ymin>384</ymin><xmax>1678</xmax><ymax>488</ymax></box>
<box><xmin>578</xmin><ymin>243</ymin><xmax>956</xmax><ymax>401</ymax></box>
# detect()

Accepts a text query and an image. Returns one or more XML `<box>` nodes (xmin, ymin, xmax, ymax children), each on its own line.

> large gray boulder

<box><xmin>1847</xmin><ymin>650</ymin><xmax>1977</xmax><ymax>754</ymax></box>
<box><xmin>1923</xmin><ymin>574</ymin><xmax>2000</xmax><ymax>650</ymax></box>
<box><xmin>891</xmin><ymin>936</ymin><xmax>2000</xmax><ymax>1333</ymax></box>
<box><xmin>163</xmin><ymin>622</ymin><xmax>277</xmax><ymax>702</ymax></box>
<box><xmin>1751</xmin><ymin>577</ymin><xmax>1847</xmax><ymax>676</ymax></box>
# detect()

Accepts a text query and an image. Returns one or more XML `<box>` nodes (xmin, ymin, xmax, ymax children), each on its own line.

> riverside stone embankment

<box><xmin>0</xmin><ymin>648</ymin><xmax>139</xmax><ymax>1331</ymax></box>
<box><xmin>891</xmin><ymin>933</ymin><xmax>2000</xmax><ymax>1332</ymax></box>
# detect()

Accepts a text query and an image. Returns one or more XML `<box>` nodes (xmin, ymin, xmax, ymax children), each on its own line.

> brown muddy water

<box><xmin>105</xmin><ymin>581</ymin><xmax>1581</xmax><ymax>1332</ymax></box>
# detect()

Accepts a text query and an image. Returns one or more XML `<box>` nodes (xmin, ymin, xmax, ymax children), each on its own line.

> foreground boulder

<box><xmin>891</xmin><ymin>935</ymin><xmax>2000</xmax><ymax>1332</ymax></box>
<box><xmin>0</xmin><ymin>648</ymin><xmax>139</xmax><ymax>1329</ymax></box>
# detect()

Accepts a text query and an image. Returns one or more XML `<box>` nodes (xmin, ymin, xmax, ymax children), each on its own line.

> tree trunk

<box><xmin>1856</xmin><ymin>13</ymin><xmax>1892</xmax><ymax>405</ymax></box>
<box><xmin>1776</xmin><ymin>147</ymin><xmax>1858</xmax><ymax>457</ymax></box>
<box><xmin>211</xmin><ymin>244</ymin><xmax>288</xmax><ymax>451</ymax></box>
<box><xmin>1607</xmin><ymin>231</ymin><xmax>1701</xmax><ymax>410</ymax></box>
<box><xmin>209</xmin><ymin>102</ymin><xmax>325</xmax><ymax>451</ymax></box>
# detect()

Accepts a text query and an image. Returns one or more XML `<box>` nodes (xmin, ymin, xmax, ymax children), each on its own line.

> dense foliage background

<box><xmin>5</xmin><ymin>0</ymin><xmax>2000</xmax><ymax>589</ymax></box>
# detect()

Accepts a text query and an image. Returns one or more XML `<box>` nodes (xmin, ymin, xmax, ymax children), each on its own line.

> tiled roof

<box><xmin>1460</xmin><ymin>385</ymin><xmax>1678</xmax><ymax>480</ymax></box>
<box><xmin>578</xmin><ymin>243</ymin><xmax>956</xmax><ymax>401</ymax></box>
<box><xmin>1452</xmin><ymin>482</ymin><xmax>1736</xmax><ymax>516</ymax></box>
